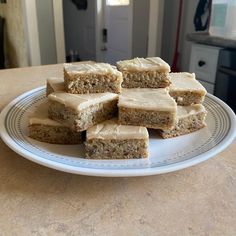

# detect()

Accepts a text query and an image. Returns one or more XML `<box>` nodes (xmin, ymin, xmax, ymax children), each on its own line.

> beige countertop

<box><xmin>0</xmin><ymin>64</ymin><xmax>236</xmax><ymax>236</ymax></box>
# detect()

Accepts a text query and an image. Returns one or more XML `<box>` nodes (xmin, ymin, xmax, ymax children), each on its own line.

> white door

<box><xmin>104</xmin><ymin>0</ymin><xmax>133</xmax><ymax>64</ymax></box>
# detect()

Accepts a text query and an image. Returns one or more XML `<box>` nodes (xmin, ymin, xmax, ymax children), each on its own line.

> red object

<box><xmin>172</xmin><ymin>0</ymin><xmax>183</xmax><ymax>72</ymax></box>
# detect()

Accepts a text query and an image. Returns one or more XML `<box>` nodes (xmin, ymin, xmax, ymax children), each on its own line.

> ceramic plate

<box><xmin>0</xmin><ymin>86</ymin><xmax>235</xmax><ymax>177</ymax></box>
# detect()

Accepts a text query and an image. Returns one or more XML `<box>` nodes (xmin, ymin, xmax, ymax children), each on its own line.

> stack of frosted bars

<box><xmin>116</xmin><ymin>58</ymin><xmax>207</xmax><ymax>138</ymax></box>
<box><xmin>29</xmin><ymin>60</ymin><xmax>150</xmax><ymax>159</ymax></box>
<box><xmin>160</xmin><ymin>72</ymin><xmax>207</xmax><ymax>138</ymax></box>
<box><xmin>28</xmin><ymin>57</ymin><xmax>207</xmax><ymax>160</ymax></box>
<box><xmin>29</xmin><ymin>61</ymin><xmax>121</xmax><ymax>145</ymax></box>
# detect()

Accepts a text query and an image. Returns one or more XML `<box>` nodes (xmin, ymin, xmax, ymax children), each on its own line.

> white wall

<box><xmin>53</xmin><ymin>0</ymin><xmax>66</xmax><ymax>63</ymax></box>
<box><xmin>63</xmin><ymin>0</ymin><xmax>96</xmax><ymax>61</ymax></box>
<box><xmin>36</xmin><ymin>0</ymin><xmax>57</xmax><ymax>65</ymax></box>
<box><xmin>132</xmin><ymin>0</ymin><xmax>149</xmax><ymax>58</ymax></box>
<box><xmin>95</xmin><ymin>0</ymin><xmax>105</xmax><ymax>62</ymax></box>
<box><xmin>161</xmin><ymin>0</ymin><xmax>198</xmax><ymax>71</ymax></box>
<box><xmin>161</xmin><ymin>0</ymin><xmax>179</xmax><ymax>66</ymax></box>
<box><xmin>155</xmin><ymin>0</ymin><xmax>164</xmax><ymax>57</ymax></box>
<box><xmin>179</xmin><ymin>0</ymin><xmax>198</xmax><ymax>71</ymax></box>
<box><xmin>22</xmin><ymin>0</ymin><xmax>41</xmax><ymax>66</ymax></box>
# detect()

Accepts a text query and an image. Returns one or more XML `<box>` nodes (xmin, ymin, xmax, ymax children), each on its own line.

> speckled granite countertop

<box><xmin>187</xmin><ymin>32</ymin><xmax>236</xmax><ymax>49</ymax></box>
<box><xmin>0</xmin><ymin>64</ymin><xmax>236</xmax><ymax>235</ymax></box>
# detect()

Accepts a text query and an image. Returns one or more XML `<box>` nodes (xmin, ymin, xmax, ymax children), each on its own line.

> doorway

<box><xmin>103</xmin><ymin>0</ymin><xmax>133</xmax><ymax>64</ymax></box>
<box><xmin>62</xmin><ymin>0</ymin><xmax>151</xmax><ymax>64</ymax></box>
<box><xmin>63</xmin><ymin>0</ymin><xmax>97</xmax><ymax>62</ymax></box>
<box><xmin>23</xmin><ymin>0</ymin><xmax>163</xmax><ymax>66</ymax></box>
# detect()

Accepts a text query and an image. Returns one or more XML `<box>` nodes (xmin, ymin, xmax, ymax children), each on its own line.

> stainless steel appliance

<box><xmin>214</xmin><ymin>49</ymin><xmax>236</xmax><ymax>112</ymax></box>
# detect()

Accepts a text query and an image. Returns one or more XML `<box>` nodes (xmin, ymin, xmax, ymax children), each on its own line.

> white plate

<box><xmin>0</xmin><ymin>86</ymin><xmax>236</xmax><ymax>177</ymax></box>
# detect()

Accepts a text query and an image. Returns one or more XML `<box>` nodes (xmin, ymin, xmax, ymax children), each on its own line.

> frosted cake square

<box><xmin>118</xmin><ymin>88</ymin><xmax>177</xmax><ymax>130</ymax></box>
<box><xmin>160</xmin><ymin>104</ymin><xmax>207</xmax><ymax>138</ymax></box>
<box><xmin>46</xmin><ymin>77</ymin><xmax>65</xmax><ymax>96</ymax></box>
<box><xmin>48</xmin><ymin>92</ymin><xmax>118</xmax><ymax>132</ymax></box>
<box><xmin>116</xmin><ymin>57</ymin><xmax>171</xmax><ymax>88</ymax></box>
<box><xmin>28</xmin><ymin>101</ymin><xmax>83</xmax><ymax>144</ymax></box>
<box><xmin>169</xmin><ymin>72</ymin><xmax>207</xmax><ymax>106</ymax></box>
<box><xmin>85</xmin><ymin>119</ymin><xmax>149</xmax><ymax>159</ymax></box>
<box><xmin>64</xmin><ymin>63</ymin><xmax>123</xmax><ymax>94</ymax></box>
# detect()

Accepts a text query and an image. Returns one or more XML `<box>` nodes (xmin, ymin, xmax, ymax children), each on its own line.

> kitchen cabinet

<box><xmin>189</xmin><ymin>43</ymin><xmax>222</xmax><ymax>94</ymax></box>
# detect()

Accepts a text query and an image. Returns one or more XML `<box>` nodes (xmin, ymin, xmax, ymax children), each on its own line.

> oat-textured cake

<box><xmin>118</xmin><ymin>88</ymin><xmax>177</xmax><ymax>130</ymax></box>
<box><xmin>48</xmin><ymin>92</ymin><xmax>118</xmax><ymax>131</ymax></box>
<box><xmin>28</xmin><ymin>101</ymin><xmax>83</xmax><ymax>144</ymax></box>
<box><xmin>117</xmin><ymin>57</ymin><xmax>171</xmax><ymax>88</ymax></box>
<box><xmin>64</xmin><ymin>63</ymin><xmax>123</xmax><ymax>94</ymax></box>
<box><xmin>160</xmin><ymin>104</ymin><xmax>207</xmax><ymax>138</ymax></box>
<box><xmin>85</xmin><ymin>119</ymin><xmax>149</xmax><ymax>159</ymax></box>
<box><xmin>169</xmin><ymin>72</ymin><xmax>207</xmax><ymax>106</ymax></box>
<box><xmin>46</xmin><ymin>77</ymin><xmax>65</xmax><ymax>96</ymax></box>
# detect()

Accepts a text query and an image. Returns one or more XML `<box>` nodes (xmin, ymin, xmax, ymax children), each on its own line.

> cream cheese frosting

<box><xmin>177</xmin><ymin>104</ymin><xmax>206</xmax><ymax>118</ymax></box>
<box><xmin>48</xmin><ymin>92</ymin><xmax>118</xmax><ymax>111</ymax></box>
<box><xmin>169</xmin><ymin>72</ymin><xmax>207</xmax><ymax>93</ymax></box>
<box><xmin>116</xmin><ymin>57</ymin><xmax>170</xmax><ymax>72</ymax></box>
<box><xmin>118</xmin><ymin>88</ymin><xmax>177</xmax><ymax>112</ymax></box>
<box><xmin>64</xmin><ymin>63</ymin><xmax>122</xmax><ymax>76</ymax></box>
<box><xmin>87</xmin><ymin>118</ymin><xmax>149</xmax><ymax>140</ymax></box>
<box><xmin>47</xmin><ymin>77</ymin><xmax>65</xmax><ymax>92</ymax></box>
<box><xmin>29</xmin><ymin>101</ymin><xmax>64</xmax><ymax>127</ymax></box>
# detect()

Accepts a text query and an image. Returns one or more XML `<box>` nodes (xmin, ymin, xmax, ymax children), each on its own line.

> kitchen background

<box><xmin>0</xmin><ymin>0</ymin><xmax>235</xmax><ymax>111</ymax></box>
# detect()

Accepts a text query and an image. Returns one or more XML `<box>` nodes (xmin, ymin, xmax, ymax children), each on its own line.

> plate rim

<box><xmin>0</xmin><ymin>86</ymin><xmax>236</xmax><ymax>177</ymax></box>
